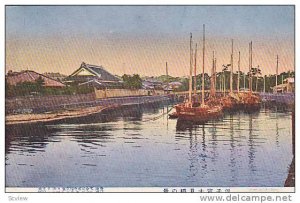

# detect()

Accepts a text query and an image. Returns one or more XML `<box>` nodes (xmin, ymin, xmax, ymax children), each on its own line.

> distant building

<box><xmin>142</xmin><ymin>78</ymin><xmax>163</xmax><ymax>90</ymax></box>
<box><xmin>6</xmin><ymin>70</ymin><xmax>65</xmax><ymax>88</ymax></box>
<box><xmin>43</xmin><ymin>72</ymin><xmax>67</xmax><ymax>82</ymax></box>
<box><xmin>272</xmin><ymin>77</ymin><xmax>294</xmax><ymax>93</ymax></box>
<box><xmin>65</xmin><ymin>62</ymin><xmax>122</xmax><ymax>89</ymax></box>
<box><xmin>168</xmin><ymin>81</ymin><xmax>183</xmax><ymax>90</ymax></box>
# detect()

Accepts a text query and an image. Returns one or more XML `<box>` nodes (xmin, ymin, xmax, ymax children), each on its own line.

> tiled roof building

<box><xmin>6</xmin><ymin>70</ymin><xmax>65</xmax><ymax>87</ymax></box>
<box><xmin>65</xmin><ymin>62</ymin><xmax>122</xmax><ymax>89</ymax></box>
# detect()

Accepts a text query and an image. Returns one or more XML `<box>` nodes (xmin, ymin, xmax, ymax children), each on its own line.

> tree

<box><xmin>122</xmin><ymin>74</ymin><xmax>142</xmax><ymax>89</ymax></box>
<box><xmin>35</xmin><ymin>76</ymin><xmax>45</xmax><ymax>93</ymax></box>
<box><xmin>251</xmin><ymin>66</ymin><xmax>262</xmax><ymax>92</ymax></box>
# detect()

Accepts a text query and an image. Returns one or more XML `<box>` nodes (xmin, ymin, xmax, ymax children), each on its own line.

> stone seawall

<box><xmin>6</xmin><ymin>94</ymin><xmax>169</xmax><ymax>114</ymax></box>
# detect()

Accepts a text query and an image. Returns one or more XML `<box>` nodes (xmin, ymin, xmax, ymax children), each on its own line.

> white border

<box><xmin>1</xmin><ymin>1</ymin><xmax>298</xmax><ymax>203</ymax></box>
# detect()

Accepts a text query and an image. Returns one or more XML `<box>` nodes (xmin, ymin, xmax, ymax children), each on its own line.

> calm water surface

<box><xmin>5</xmin><ymin>104</ymin><xmax>293</xmax><ymax>187</ymax></box>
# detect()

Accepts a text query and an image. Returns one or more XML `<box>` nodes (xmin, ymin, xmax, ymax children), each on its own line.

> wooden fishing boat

<box><xmin>240</xmin><ymin>92</ymin><xmax>261</xmax><ymax>111</ymax></box>
<box><xmin>175</xmin><ymin>26</ymin><xmax>223</xmax><ymax>123</ymax></box>
<box><xmin>176</xmin><ymin>104</ymin><xmax>222</xmax><ymax>122</ymax></box>
<box><xmin>240</xmin><ymin>42</ymin><xmax>261</xmax><ymax>112</ymax></box>
<box><xmin>217</xmin><ymin>39</ymin><xmax>239</xmax><ymax>112</ymax></box>
<box><xmin>206</xmin><ymin>51</ymin><xmax>223</xmax><ymax>108</ymax></box>
<box><xmin>220</xmin><ymin>95</ymin><xmax>237</xmax><ymax>111</ymax></box>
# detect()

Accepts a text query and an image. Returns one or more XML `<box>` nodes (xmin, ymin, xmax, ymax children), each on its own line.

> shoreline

<box><xmin>5</xmin><ymin>105</ymin><xmax>118</xmax><ymax>126</ymax></box>
<box><xmin>5</xmin><ymin>95</ymin><xmax>171</xmax><ymax>125</ymax></box>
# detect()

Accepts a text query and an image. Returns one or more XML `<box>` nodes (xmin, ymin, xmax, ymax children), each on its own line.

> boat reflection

<box><xmin>174</xmin><ymin>110</ymin><xmax>269</xmax><ymax>186</ymax></box>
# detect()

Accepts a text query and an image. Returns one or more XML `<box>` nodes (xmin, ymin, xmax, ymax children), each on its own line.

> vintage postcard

<box><xmin>5</xmin><ymin>5</ymin><xmax>295</xmax><ymax>194</ymax></box>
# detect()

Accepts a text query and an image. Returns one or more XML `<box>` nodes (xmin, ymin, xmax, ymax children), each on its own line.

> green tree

<box><xmin>122</xmin><ymin>74</ymin><xmax>142</xmax><ymax>89</ymax></box>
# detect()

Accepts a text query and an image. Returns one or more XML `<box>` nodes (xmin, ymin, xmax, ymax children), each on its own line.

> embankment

<box><xmin>6</xmin><ymin>94</ymin><xmax>170</xmax><ymax>125</ymax></box>
<box><xmin>6</xmin><ymin>93</ymin><xmax>170</xmax><ymax>114</ymax></box>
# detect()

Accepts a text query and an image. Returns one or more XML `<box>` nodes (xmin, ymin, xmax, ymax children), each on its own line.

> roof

<box><xmin>6</xmin><ymin>70</ymin><xmax>65</xmax><ymax>87</ymax></box>
<box><xmin>169</xmin><ymin>81</ymin><xmax>183</xmax><ymax>86</ymax></box>
<box><xmin>69</xmin><ymin>62</ymin><xmax>120</xmax><ymax>82</ymax></box>
<box><xmin>78</xmin><ymin>78</ymin><xmax>123</xmax><ymax>88</ymax></box>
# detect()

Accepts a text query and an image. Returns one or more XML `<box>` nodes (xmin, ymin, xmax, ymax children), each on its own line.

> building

<box><xmin>168</xmin><ymin>81</ymin><xmax>183</xmax><ymax>90</ymax></box>
<box><xmin>43</xmin><ymin>72</ymin><xmax>67</xmax><ymax>82</ymax></box>
<box><xmin>65</xmin><ymin>62</ymin><xmax>122</xmax><ymax>89</ymax></box>
<box><xmin>142</xmin><ymin>78</ymin><xmax>163</xmax><ymax>90</ymax></box>
<box><xmin>272</xmin><ymin>77</ymin><xmax>294</xmax><ymax>93</ymax></box>
<box><xmin>6</xmin><ymin>70</ymin><xmax>65</xmax><ymax>87</ymax></box>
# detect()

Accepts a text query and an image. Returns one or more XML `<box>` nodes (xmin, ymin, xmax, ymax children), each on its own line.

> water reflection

<box><xmin>5</xmin><ymin>123</ymin><xmax>53</xmax><ymax>155</ymax></box>
<box><xmin>173</xmin><ymin>106</ymin><xmax>292</xmax><ymax>187</ymax></box>
<box><xmin>5</xmin><ymin>103</ymin><xmax>293</xmax><ymax>187</ymax></box>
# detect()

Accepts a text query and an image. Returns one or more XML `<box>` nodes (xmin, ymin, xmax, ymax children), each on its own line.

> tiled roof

<box><xmin>6</xmin><ymin>70</ymin><xmax>65</xmax><ymax>87</ymax></box>
<box><xmin>69</xmin><ymin>62</ymin><xmax>120</xmax><ymax>82</ymax></box>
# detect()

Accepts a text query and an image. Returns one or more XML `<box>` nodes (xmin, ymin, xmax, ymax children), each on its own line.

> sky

<box><xmin>6</xmin><ymin>6</ymin><xmax>294</xmax><ymax>77</ymax></box>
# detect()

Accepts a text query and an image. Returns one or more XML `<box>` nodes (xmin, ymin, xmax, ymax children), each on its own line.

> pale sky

<box><xmin>6</xmin><ymin>6</ymin><xmax>294</xmax><ymax>77</ymax></box>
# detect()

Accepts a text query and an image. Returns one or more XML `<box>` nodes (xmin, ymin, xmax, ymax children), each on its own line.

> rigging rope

<box><xmin>141</xmin><ymin>106</ymin><xmax>174</xmax><ymax>122</ymax></box>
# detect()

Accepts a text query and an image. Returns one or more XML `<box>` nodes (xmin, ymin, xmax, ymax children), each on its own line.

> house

<box><xmin>142</xmin><ymin>78</ymin><xmax>163</xmax><ymax>90</ymax></box>
<box><xmin>168</xmin><ymin>81</ymin><xmax>183</xmax><ymax>90</ymax></box>
<box><xmin>43</xmin><ymin>72</ymin><xmax>67</xmax><ymax>82</ymax></box>
<box><xmin>6</xmin><ymin>70</ymin><xmax>65</xmax><ymax>87</ymax></box>
<box><xmin>65</xmin><ymin>62</ymin><xmax>122</xmax><ymax>89</ymax></box>
<box><xmin>272</xmin><ymin>77</ymin><xmax>294</xmax><ymax>93</ymax></box>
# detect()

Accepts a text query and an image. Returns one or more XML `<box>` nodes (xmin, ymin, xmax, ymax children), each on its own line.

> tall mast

<box><xmin>194</xmin><ymin>43</ymin><xmax>197</xmax><ymax>96</ymax></box>
<box><xmin>250</xmin><ymin>41</ymin><xmax>253</xmax><ymax>92</ymax></box>
<box><xmin>237</xmin><ymin>51</ymin><xmax>240</xmax><ymax>93</ymax></box>
<box><xmin>166</xmin><ymin>62</ymin><xmax>168</xmax><ymax>95</ymax></box>
<box><xmin>230</xmin><ymin>39</ymin><xmax>233</xmax><ymax>94</ymax></box>
<box><xmin>249</xmin><ymin>41</ymin><xmax>253</xmax><ymax>93</ymax></box>
<box><xmin>223</xmin><ymin>71</ymin><xmax>226</xmax><ymax>96</ymax></box>
<box><xmin>244</xmin><ymin>73</ymin><xmax>246</xmax><ymax>91</ymax></box>
<box><xmin>210</xmin><ymin>51</ymin><xmax>215</xmax><ymax>97</ymax></box>
<box><xmin>214</xmin><ymin>57</ymin><xmax>217</xmax><ymax>91</ymax></box>
<box><xmin>202</xmin><ymin>24</ymin><xmax>205</xmax><ymax>106</ymax></box>
<box><xmin>248</xmin><ymin>42</ymin><xmax>250</xmax><ymax>91</ymax></box>
<box><xmin>276</xmin><ymin>55</ymin><xmax>278</xmax><ymax>94</ymax></box>
<box><xmin>189</xmin><ymin>33</ymin><xmax>193</xmax><ymax>104</ymax></box>
<box><xmin>219</xmin><ymin>72</ymin><xmax>223</xmax><ymax>93</ymax></box>
<box><xmin>263</xmin><ymin>75</ymin><xmax>266</xmax><ymax>93</ymax></box>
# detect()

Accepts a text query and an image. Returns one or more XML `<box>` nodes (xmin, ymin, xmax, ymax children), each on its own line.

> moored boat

<box><xmin>240</xmin><ymin>92</ymin><xmax>261</xmax><ymax>112</ymax></box>
<box><xmin>175</xmin><ymin>25</ymin><xmax>223</xmax><ymax>123</ymax></box>
<box><xmin>177</xmin><ymin>104</ymin><xmax>222</xmax><ymax>122</ymax></box>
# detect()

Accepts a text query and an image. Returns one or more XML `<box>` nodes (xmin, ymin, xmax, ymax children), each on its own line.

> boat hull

<box><xmin>175</xmin><ymin>104</ymin><xmax>223</xmax><ymax>122</ymax></box>
<box><xmin>240</xmin><ymin>92</ymin><xmax>261</xmax><ymax>112</ymax></box>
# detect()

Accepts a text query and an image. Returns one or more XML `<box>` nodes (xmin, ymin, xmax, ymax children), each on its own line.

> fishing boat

<box><xmin>220</xmin><ymin>94</ymin><xmax>237</xmax><ymax>111</ymax></box>
<box><xmin>240</xmin><ymin>41</ymin><xmax>261</xmax><ymax>112</ymax></box>
<box><xmin>175</xmin><ymin>25</ymin><xmax>223</xmax><ymax>123</ymax></box>
<box><xmin>240</xmin><ymin>92</ymin><xmax>261</xmax><ymax>111</ymax></box>
<box><xmin>219</xmin><ymin>39</ymin><xmax>240</xmax><ymax>111</ymax></box>
<box><xmin>206</xmin><ymin>51</ymin><xmax>221</xmax><ymax>107</ymax></box>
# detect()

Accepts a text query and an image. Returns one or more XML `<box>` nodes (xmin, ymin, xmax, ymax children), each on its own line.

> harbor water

<box><xmin>5</xmin><ymin>103</ymin><xmax>293</xmax><ymax>187</ymax></box>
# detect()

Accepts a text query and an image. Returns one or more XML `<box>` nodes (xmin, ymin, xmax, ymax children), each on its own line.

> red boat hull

<box><xmin>175</xmin><ymin>104</ymin><xmax>223</xmax><ymax>122</ymax></box>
